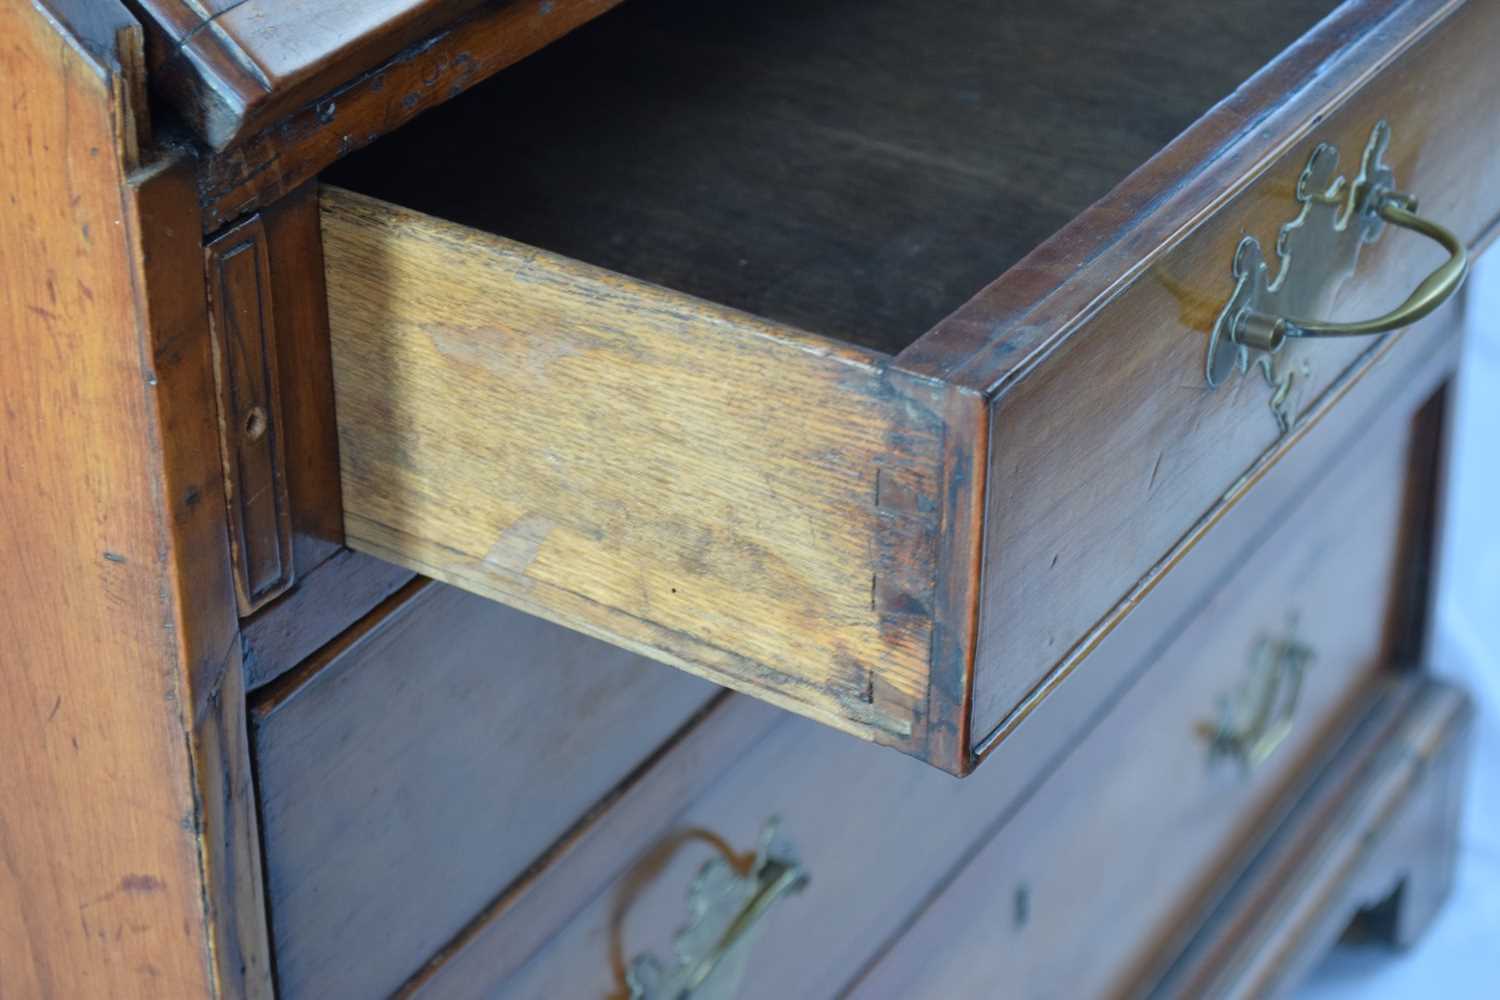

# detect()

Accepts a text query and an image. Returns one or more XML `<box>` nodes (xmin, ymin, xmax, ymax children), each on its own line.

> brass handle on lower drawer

<box><xmin>1199</xmin><ymin>635</ymin><xmax>1314</xmax><ymax>771</ymax></box>
<box><xmin>1207</xmin><ymin>120</ymin><xmax>1469</xmax><ymax>393</ymax></box>
<box><xmin>628</xmin><ymin>820</ymin><xmax>808</xmax><ymax>1000</ymax></box>
<box><xmin>1232</xmin><ymin>193</ymin><xmax>1468</xmax><ymax>353</ymax></box>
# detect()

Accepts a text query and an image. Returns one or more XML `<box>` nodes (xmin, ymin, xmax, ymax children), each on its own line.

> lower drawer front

<box><xmin>849</xmin><ymin>408</ymin><xmax>1422</xmax><ymax>999</ymax></box>
<box><xmin>250</xmin><ymin>582</ymin><xmax>719</xmax><ymax>999</ymax></box>
<box><xmin>443</xmin><ymin>393</ymin><xmax>1418</xmax><ymax>999</ymax></box>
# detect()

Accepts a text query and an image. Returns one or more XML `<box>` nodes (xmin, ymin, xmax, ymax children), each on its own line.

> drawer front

<box><xmin>849</xmin><ymin>404</ymin><xmax>1426</xmax><ymax>999</ymax></box>
<box><xmin>960</xmin><ymin>0</ymin><xmax>1499</xmax><ymax>759</ymax></box>
<box><xmin>321</xmin><ymin>0</ymin><xmax>1494</xmax><ymax>772</ymax></box>
<box><xmin>419</xmin><ymin>375</ymin><xmax>1423</xmax><ymax>999</ymax></box>
<box><xmin>250</xmin><ymin>582</ymin><xmax>719</xmax><ymax>999</ymax></box>
<box><xmin>451</xmin><ymin>707</ymin><xmax>1016</xmax><ymax>1000</ymax></box>
<box><xmin>402</xmin><ymin>343</ymin><xmax>1446</xmax><ymax>997</ymax></box>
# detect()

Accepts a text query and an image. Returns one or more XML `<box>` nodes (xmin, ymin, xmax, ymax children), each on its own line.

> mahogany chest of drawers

<box><xmin>1</xmin><ymin>1</ymin><xmax>1486</xmax><ymax>996</ymax></box>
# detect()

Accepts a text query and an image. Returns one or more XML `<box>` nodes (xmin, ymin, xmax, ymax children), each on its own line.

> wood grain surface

<box><xmin>324</xmin><ymin>186</ymin><xmax>985</xmax><ymax>755</ymax></box>
<box><xmin>250</xmin><ymin>581</ymin><xmax>719</xmax><ymax>999</ymax></box>
<box><xmin>964</xmin><ymin>0</ymin><xmax>1500</xmax><ymax>750</ymax></box>
<box><xmin>205</xmin><ymin>215</ymin><xmax>295</xmax><ymax>613</ymax></box>
<box><xmin>326</xmin><ymin>0</ymin><xmax>1339</xmax><ymax>356</ymax></box>
<box><xmin>131</xmin><ymin>0</ymin><xmax>525</xmax><ymax>147</ymax></box>
<box><xmin>1142</xmin><ymin>678</ymin><xmax>1472</xmax><ymax>998</ymax></box>
<box><xmin>259</xmin><ymin>183</ymin><xmax>346</xmax><ymax>578</ymax></box>
<box><xmin>849</xmin><ymin>408</ymin><xmax>1420</xmax><ymax>998</ymax></box>
<box><xmin>134</xmin><ymin>154</ymin><xmax>276</xmax><ymax>1000</ymax></box>
<box><xmin>0</xmin><ymin>3</ymin><xmax>269</xmax><ymax>995</ymax></box>
<box><xmin>322</xmin><ymin>0</ymin><xmax>1492</xmax><ymax>769</ymax></box>
<box><xmin>195</xmin><ymin>0</ymin><xmax>628</xmax><ymax>230</ymax></box>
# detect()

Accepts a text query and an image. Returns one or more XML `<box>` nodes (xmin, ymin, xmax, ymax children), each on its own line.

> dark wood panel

<box><xmin>848</xmin><ymin>407</ymin><xmax>1419</xmax><ymax>998</ymax></box>
<box><xmin>258</xmin><ymin>182</ymin><xmax>345</xmax><ymax>579</ymax></box>
<box><xmin>250</xmin><ymin>582</ymin><xmax>721</xmax><ymax>999</ymax></box>
<box><xmin>1142</xmin><ymin>678</ymin><xmax>1471</xmax><ymax>998</ymax></box>
<box><xmin>326</xmin><ymin>0</ymin><xmax>1338</xmax><ymax>356</ymax></box>
<box><xmin>206</xmin><ymin>215</ymin><xmax>295</xmax><ymax>613</ymax></box>
<box><xmin>130</xmin><ymin>0</ymin><xmax>488</xmax><ymax>147</ymax></box>
<box><xmin>241</xmin><ymin>549</ymin><xmax>415</xmax><ymax>692</ymax></box>
<box><xmin>402</xmin><ymin>695</ymin><xmax>786</xmax><ymax>997</ymax></box>
<box><xmin>196</xmin><ymin>0</ymin><xmax>628</xmax><ymax>229</ymax></box>
<box><xmin>965</xmin><ymin>0</ymin><xmax>1500</xmax><ymax>754</ymax></box>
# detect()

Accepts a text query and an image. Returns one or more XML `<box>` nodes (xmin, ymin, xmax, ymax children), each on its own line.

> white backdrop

<box><xmin>1301</xmin><ymin>252</ymin><xmax>1500</xmax><ymax>996</ymax></box>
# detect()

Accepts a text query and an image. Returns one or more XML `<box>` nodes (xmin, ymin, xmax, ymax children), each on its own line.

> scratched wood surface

<box><xmin>131</xmin><ymin>0</ymin><xmax>594</xmax><ymax>149</ymax></box>
<box><xmin>848</xmin><ymin>407</ymin><xmax>1419</xmax><ymax>999</ymax></box>
<box><xmin>324</xmin><ymin>186</ymin><xmax>984</xmax><ymax>755</ymax></box>
<box><xmin>963</xmin><ymin>0</ymin><xmax>1500</xmax><ymax>750</ymax></box>
<box><xmin>0</xmin><ymin>3</ymin><xmax>268</xmax><ymax>996</ymax></box>
<box><xmin>322</xmin><ymin>0</ymin><xmax>1493</xmax><ymax>769</ymax></box>
<box><xmin>1144</xmin><ymin>678</ymin><xmax>1471</xmax><ymax>998</ymax></box>
<box><xmin>135</xmin><ymin>155</ymin><xmax>277</xmax><ymax>1000</ymax></box>
<box><xmin>194</xmin><ymin>0</ymin><xmax>630</xmax><ymax>229</ymax></box>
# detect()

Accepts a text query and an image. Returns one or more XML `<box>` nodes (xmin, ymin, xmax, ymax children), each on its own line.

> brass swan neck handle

<box><xmin>1232</xmin><ymin>190</ymin><xmax>1468</xmax><ymax>354</ymax></box>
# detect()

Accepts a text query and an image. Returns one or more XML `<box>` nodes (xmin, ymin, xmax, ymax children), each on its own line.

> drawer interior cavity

<box><xmin>325</xmin><ymin>0</ymin><xmax>1340</xmax><ymax>354</ymax></box>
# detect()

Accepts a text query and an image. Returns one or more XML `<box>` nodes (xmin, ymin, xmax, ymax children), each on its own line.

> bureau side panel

<box><xmin>0</xmin><ymin>5</ymin><xmax>221</xmax><ymax>996</ymax></box>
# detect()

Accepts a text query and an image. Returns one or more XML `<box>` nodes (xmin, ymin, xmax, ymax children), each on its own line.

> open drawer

<box><xmin>318</xmin><ymin>0</ymin><xmax>1498</xmax><ymax>773</ymax></box>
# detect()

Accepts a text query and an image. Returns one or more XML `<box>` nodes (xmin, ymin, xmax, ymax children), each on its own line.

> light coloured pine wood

<box><xmin>324</xmin><ymin>187</ymin><xmax>984</xmax><ymax>752</ymax></box>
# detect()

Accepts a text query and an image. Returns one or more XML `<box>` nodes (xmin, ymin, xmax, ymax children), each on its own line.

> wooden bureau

<box><xmin>1</xmin><ymin>1</ymin><xmax>1486</xmax><ymax>997</ymax></box>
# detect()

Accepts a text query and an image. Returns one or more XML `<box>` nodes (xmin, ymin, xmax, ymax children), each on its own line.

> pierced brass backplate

<box><xmin>628</xmin><ymin>820</ymin><xmax>808</xmax><ymax>1000</ymax></box>
<box><xmin>1199</xmin><ymin>631</ymin><xmax>1315</xmax><ymax>772</ymax></box>
<box><xmin>1206</xmin><ymin>120</ymin><xmax>1467</xmax><ymax>431</ymax></box>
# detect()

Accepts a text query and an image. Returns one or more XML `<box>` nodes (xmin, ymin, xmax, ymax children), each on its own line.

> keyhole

<box><xmin>244</xmin><ymin>406</ymin><xmax>268</xmax><ymax>442</ymax></box>
<box><xmin>1013</xmin><ymin>883</ymin><xmax>1030</xmax><ymax>930</ymax></box>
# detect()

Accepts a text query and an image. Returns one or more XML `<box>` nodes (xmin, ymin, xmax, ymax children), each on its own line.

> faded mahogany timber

<box><xmin>127</xmin><ymin>0</ymin><xmax>623</xmax><ymax>151</ymax></box>
<box><xmin>179</xmin><ymin>0</ymin><xmax>630</xmax><ymax>228</ymax></box>
<box><xmin>323</xmin><ymin>0</ymin><xmax>1500</xmax><ymax>771</ymax></box>
<box><xmin>845</xmin><ymin>414</ymin><xmax>1420</xmax><ymax>998</ymax></box>
<box><xmin>249</xmin><ymin>581</ymin><xmax>718</xmax><ymax>998</ymax></box>
<box><xmin>0</xmin><ymin>2</ymin><xmax>269</xmax><ymax>995</ymax></box>
<box><xmin>397</xmin><ymin>338</ymin><xmax>1447</xmax><ymax>997</ymax></box>
<box><xmin>1</xmin><ymin>0</ymin><xmax>1481</xmax><ymax>995</ymax></box>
